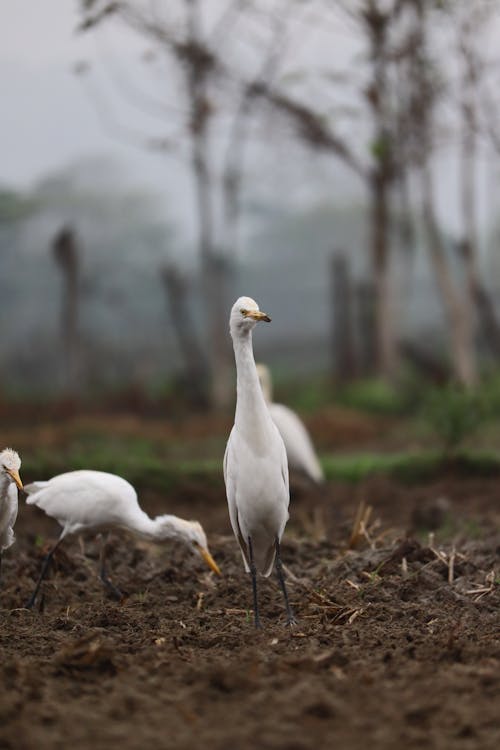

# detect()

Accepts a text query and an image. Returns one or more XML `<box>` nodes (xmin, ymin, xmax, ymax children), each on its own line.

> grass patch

<box><xmin>321</xmin><ymin>452</ymin><xmax>440</xmax><ymax>482</ymax></box>
<box><xmin>21</xmin><ymin>440</ymin><xmax>500</xmax><ymax>491</ymax></box>
<box><xmin>22</xmin><ymin>451</ymin><xmax>223</xmax><ymax>494</ymax></box>
<box><xmin>321</xmin><ymin>450</ymin><xmax>500</xmax><ymax>483</ymax></box>
<box><xmin>277</xmin><ymin>374</ymin><xmax>333</xmax><ymax>414</ymax></box>
<box><xmin>335</xmin><ymin>379</ymin><xmax>405</xmax><ymax>415</ymax></box>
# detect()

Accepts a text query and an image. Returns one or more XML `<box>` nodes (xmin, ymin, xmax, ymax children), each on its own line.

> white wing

<box><xmin>25</xmin><ymin>470</ymin><xmax>139</xmax><ymax>535</ymax></box>
<box><xmin>224</xmin><ymin>428</ymin><xmax>250</xmax><ymax>571</ymax></box>
<box><xmin>0</xmin><ymin>483</ymin><xmax>19</xmax><ymax>551</ymax></box>
<box><xmin>269</xmin><ymin>403</ymin><xmax>324</xmax><ymax>483</ymax></box>
<box><xmin>224</xmin><ymin>420</ymin><xmax>289</xmax><ymax>576</ymax></box>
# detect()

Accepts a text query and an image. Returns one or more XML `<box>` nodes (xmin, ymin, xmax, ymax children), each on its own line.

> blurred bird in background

<box><xmin>256</xmin><ymin>364</ymin><xmax>324</xmax><ymax>485</ymax></box>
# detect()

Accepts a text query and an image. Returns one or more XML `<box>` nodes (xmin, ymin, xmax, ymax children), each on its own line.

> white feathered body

<box><xmin>224</xmin><ymin>303</ymin><xmax>290</xmax><ymax>577</ymax></box>
<box><xmin>268</xmin><ymin>403</ymin><xmax>324</xmax><ymax>484</ymax></box>
<box><xmin>25</xmin><ymin>470</ymin><xmax>152</xmax><ymax>539</ymax></box>
<box><xmin>0</xmin><ymin>481</ymin><xmax>19</xmax><ymax>552</ymax></box>
<box><xmin>224</xmin><ymin>419</ymin><xmax>289</xmax><ymax>576</ymax></box>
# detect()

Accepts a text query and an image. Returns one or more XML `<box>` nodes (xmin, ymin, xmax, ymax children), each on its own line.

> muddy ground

<box><xmin>1</xmin><ymin>471</ymin><xmax>499</xmax><ymax>750</ymax></box>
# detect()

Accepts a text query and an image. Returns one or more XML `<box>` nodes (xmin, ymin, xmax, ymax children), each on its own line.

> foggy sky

<box><xmin>1</xmin><ymin>0</ymin><xmax>498</xmax><ymax>242</ymax></box>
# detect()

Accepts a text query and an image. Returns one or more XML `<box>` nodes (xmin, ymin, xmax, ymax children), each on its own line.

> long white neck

<box><xmin>233</xmin><ymin>330</ymin><xmax>273</xmax><ymax>441</ymax></box>
<box><xmin>122</xmin><ymin>510</ymin><xmax>188</xmax><ymax>544</ymax></box>
<box><xmin>120</xmin><ymin>509</ymin><xmax>158</xmax><ymax>541</ymax></box>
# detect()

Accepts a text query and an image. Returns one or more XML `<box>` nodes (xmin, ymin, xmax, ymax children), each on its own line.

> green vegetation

<box><xmin>276</xmin><ymin>374</ymin><xmax>333</xmax><ymax>414</ymax></box>
<box><xmin>0</xmin><ymin>188</ymin><xmax>39</xmax><ymax>222</ymax></box>
<box><xmin>421</xmin><ymin>385</ymin><xmax>484</xmax><ymax>456</ymax></box>
<box><xmin>336</xmin><ymin>379</ymin><xmax>405</xmax><ymax>415</ymax></box>
<box><xmin>12</xmin><ymin>370</ymin><xmax>500</xmax><ymax>489</ymax></box>
<box><xmin>322</xmin><ymin>450</ymin><xmax>500</xmax><ymax>483</ymax></box>
<box><xmin>21</xmin><ymin>441</ymin><xmax>500</xmax><ymax>492</ymax></box>
<box><xmin>23</xmin><ymin>449</ymin><xmax>222</xmax><ymax>494</ymax></box>
<box><xmin>277</xmin><ymin>376</ymin><xmax>407</xmax><ymax>415</ymax></box>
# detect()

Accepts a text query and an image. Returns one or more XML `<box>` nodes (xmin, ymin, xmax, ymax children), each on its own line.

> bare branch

<box><xmin>252</xmin><ymin>83</ymin><xmax>368</xmax><ymax>179</ymax></box>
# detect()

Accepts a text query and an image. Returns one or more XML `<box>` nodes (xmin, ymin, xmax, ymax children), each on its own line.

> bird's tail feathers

<box><xmin>24</xmin><ymin>481</ymin><xmax>49</xmax><ymax>501</ymax></box>
<box><xmin>261</xmin><ymin>545</ymin><xmax>276</xmax><ymax>577</ymax></box>
<box><xmin>241</xmin><ymin>537</ymin><xmax>276</xmax><ymax>577</ymax></box>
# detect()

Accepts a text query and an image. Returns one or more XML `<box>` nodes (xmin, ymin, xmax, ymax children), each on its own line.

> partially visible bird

<box><xmin>0</xmin><ymin>448</ymin><xmax>23</xmax><ymax>582</ymax></box>
<box><xmin>224</xmin><ymin>296</ymin><xmax>295</xmax><ymax>628</ymax></box>
<box><xmin>256</xmin><ymin>363</ymin><xmax>324</xmax><ymax>485</ymax></box>
<box><xmin>24</xmin><ymin>469</ymin><xmax>221</xmax><ymax>609</ymax></box>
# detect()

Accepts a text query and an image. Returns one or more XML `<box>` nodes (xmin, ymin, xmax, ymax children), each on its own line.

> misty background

<box><xmin>3</xmin><ymin>0</ymin><xmax>500</xmax><ymax>407</ymax></box>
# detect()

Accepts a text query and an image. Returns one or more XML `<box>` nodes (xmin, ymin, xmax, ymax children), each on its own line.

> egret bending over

<box><xmin>257</xmin><ymin>364</ymin><xmax>324</xmax><ymax>485</ymax></box>
<box><xmin>224</xmin><ymin>297</ymin><xmax>295</xmax><ymax>628</ymax></box>
<box><xmin>24</xmin><ymin>469</ymin><xmax>220</xmax><ymax>609</ymax></box>
<box><xmin>0</xmin><ymin>448</ymin><xmax>23</xmax><ymax>582</ymax></box>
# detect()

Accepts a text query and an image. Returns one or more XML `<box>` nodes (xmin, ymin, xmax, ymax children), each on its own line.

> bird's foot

<box><xmin>285</xmin><ymin>614</ymin><xmax>298</xmax><ymax>627</ymax></box>
<box><xmin>100</xmin><ymin>575</ymin><xmax>126</xmax><ymax>602</ymax></box>
<box><xmin>24</xmin><ymin>598</ymin><xmax>36</xmax><ymax>611</ymax></box>
<box><xmin>107</xmin><ymin>586</ymin><xmax>126</xmax><ymax>602</ymax></box>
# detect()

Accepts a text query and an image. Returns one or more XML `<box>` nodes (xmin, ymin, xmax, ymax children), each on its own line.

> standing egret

<box><xmin>256</xmin><ymin>364</ymin><xmax>324</xmax><ymax>485</ymax></box>
<box><xmin>0</xmin><ymin>448</ymin><xmax>23</xmax><ymax>582</ymax></box>
<box><xmin>24</xmin><ymin>469</ymin><xmax>220</xmax><ymax>609</ymax></box>
<box><xmin>224</xmin><ymin>297</ymin><xmax>295</xmax><ymax>628</ymax></box>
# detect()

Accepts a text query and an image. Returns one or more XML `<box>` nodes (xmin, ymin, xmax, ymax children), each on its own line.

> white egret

<box><xmin>224</xmin><ymin>297</ymin><xmax>295</xmax><ymax>628</ymax></box>
<box><xmin>0</xmin><ymin>448</ymin><xmax>23</xmax><ymax>582</ymax></box>
<box><xmin>256</xmin><ymin>363</ymin><xmax>324</xmax><ymax>485</ymax></box>
<box><xmin>24</xmin><ymin>469</ymin><xmax>220</xmax><ymax>609</ymax></box>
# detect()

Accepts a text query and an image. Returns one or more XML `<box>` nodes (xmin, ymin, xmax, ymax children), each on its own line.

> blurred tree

<box><xmin>455</xmin><ymin>4</ymin><xmax>500</xmax><ymax>358</ymax></box>
<box><xmin>403</xmin><ymin>0</ymin><xmax>478</xmax><ymax>387</ymax></box>
<box><xmin>331</xmin><ymin>252</ymin><xmax>357</xmax><ymax>381</ymax></box>
<box><xmin>0</xmin><ymin>163</ymin><xmax>181</xmax><ymax>396</ymax></box>
<box><xmin>160</xmin><ymin>264</ymin><xmax>209</xmax><ymax>408</ymax></box>
<box><xmin>77</xmin><ymin>0</ymin><xmax>296</xmax><ymax>409</ymax></box>
<box><xmin>0</xmin><ymin>189</ymin><xmax>38</xmax><ymax>223</ymax></box>
<box><xmin>75</xmin><ymin>0</ymin><xmax>500</xmax><ymax>393</ymax></box>
<box><xmin>52</xmin><ymin>226</ymin><xmax>82</xmax><ymax>397</ymax></box>
<box><xmin>252</xmin><ymin>0</ymin><xmax>418</xmax><ymax>381</ymax></box>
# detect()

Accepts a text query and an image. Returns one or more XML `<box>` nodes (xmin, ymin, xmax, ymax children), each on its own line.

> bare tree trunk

<box><xmin>404</xmin><ymin>0</ymin><xmax>478</xmax><ymax>387</ymax></box>
<box><xmin>398</xmin><ymin>339</ymin><xmax>449</xmax><ymax>384</ymax></box>
<box><xmin>203</xmin><ymin>255</ymin><xmax>234</xmax><ymax>410</ymax></box>
<box><xmin>458</xmin><ymin>71</ymin><xmax>500</xmax><ymax>357</ymax></box>
<box><xmin>161</xmin><ymin>266</ymin><xmax>209</xmax><ymax>408</ymax></box>
<box><xmin>370</xmin><ymin>172</ymin><xmax>396</xmax><ymax>379</ymax></box>
<box><xmin>421</xmin><ymin>164</ymin><xmax>477</xmax><ymax>387</ymax></box>
<box><xmin>222</xmin><ymin>9</ymin><xmax>293</xmax><ymax>257</ymax></box>
<box><xmin>355</xmin><ymin>280</ymin><xmax>377</xmax><ymax>377</ymax></box>
<box><xmin>331</xmin><ymin>253</ymin><xmax>357</xmax><ymax>381</ymax></box>
<box><xmin>52</xmin><ymin>226</ymin><xmax>81</xmax><ymax>397</ymax></box>
<box><xmin>364</xmin><ymin>3</ymin><xmax>399</xmax><ymax>381</ymax></box>
<box><xmin>186</xmin><ymin>0</ymin><xmax>233</xmax><ymax>410</ymax></box>
<box><xmin>191</xmin><ymin>115</ymin><xmax>233</xmax><ymax>410</ymax></box>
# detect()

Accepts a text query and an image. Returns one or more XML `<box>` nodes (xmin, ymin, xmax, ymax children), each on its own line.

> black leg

<box><xmin>248</xmin><ymin>536</ymin><xmax>261</xmax><ymax>629</ymax></box>
<box><xmin>25</xmin><ymin>538</ymin><xmax>63</xmax><ymax>610</ymax></box>
<box><xmin>275</xmin><ymin>538</ymin><xmax>297</xmax><ymax>626</ymax></box>
<box><xmin>0</xmin><ymin>552</ymin><xmax>2</xmax><ymax>587</ymax></box>
<box><xmin>99</xmin><ymin>535</ymin><xmax>124</xmax><ymax>601</ymax></box>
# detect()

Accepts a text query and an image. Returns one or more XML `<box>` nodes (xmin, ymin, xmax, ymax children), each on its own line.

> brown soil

<box><xmin>1</xmin><ymin>475</ymin><xmax>499</xmax><ymax>750</ymax></box>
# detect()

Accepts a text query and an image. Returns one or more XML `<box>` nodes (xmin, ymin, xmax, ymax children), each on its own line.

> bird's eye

<box><xmin>240</xmin><ymin>308</ymin><xmax>248</xmax><ymax>316</ymax></box>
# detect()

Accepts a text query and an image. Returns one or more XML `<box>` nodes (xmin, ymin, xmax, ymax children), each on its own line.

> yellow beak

<box><xmin>245</xmin><ymin>310</ymin><xmax>271</xmax><ymax>323</ymax></box>
<box><xmin>7</xmin><ymin>469</ymin><xmax>23</xmax><ymax>490</ymax></box>
<box><xmin>196</xmin><ymin>544</ymin><xmax>222</xmax><ymax>576</ymax></box>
